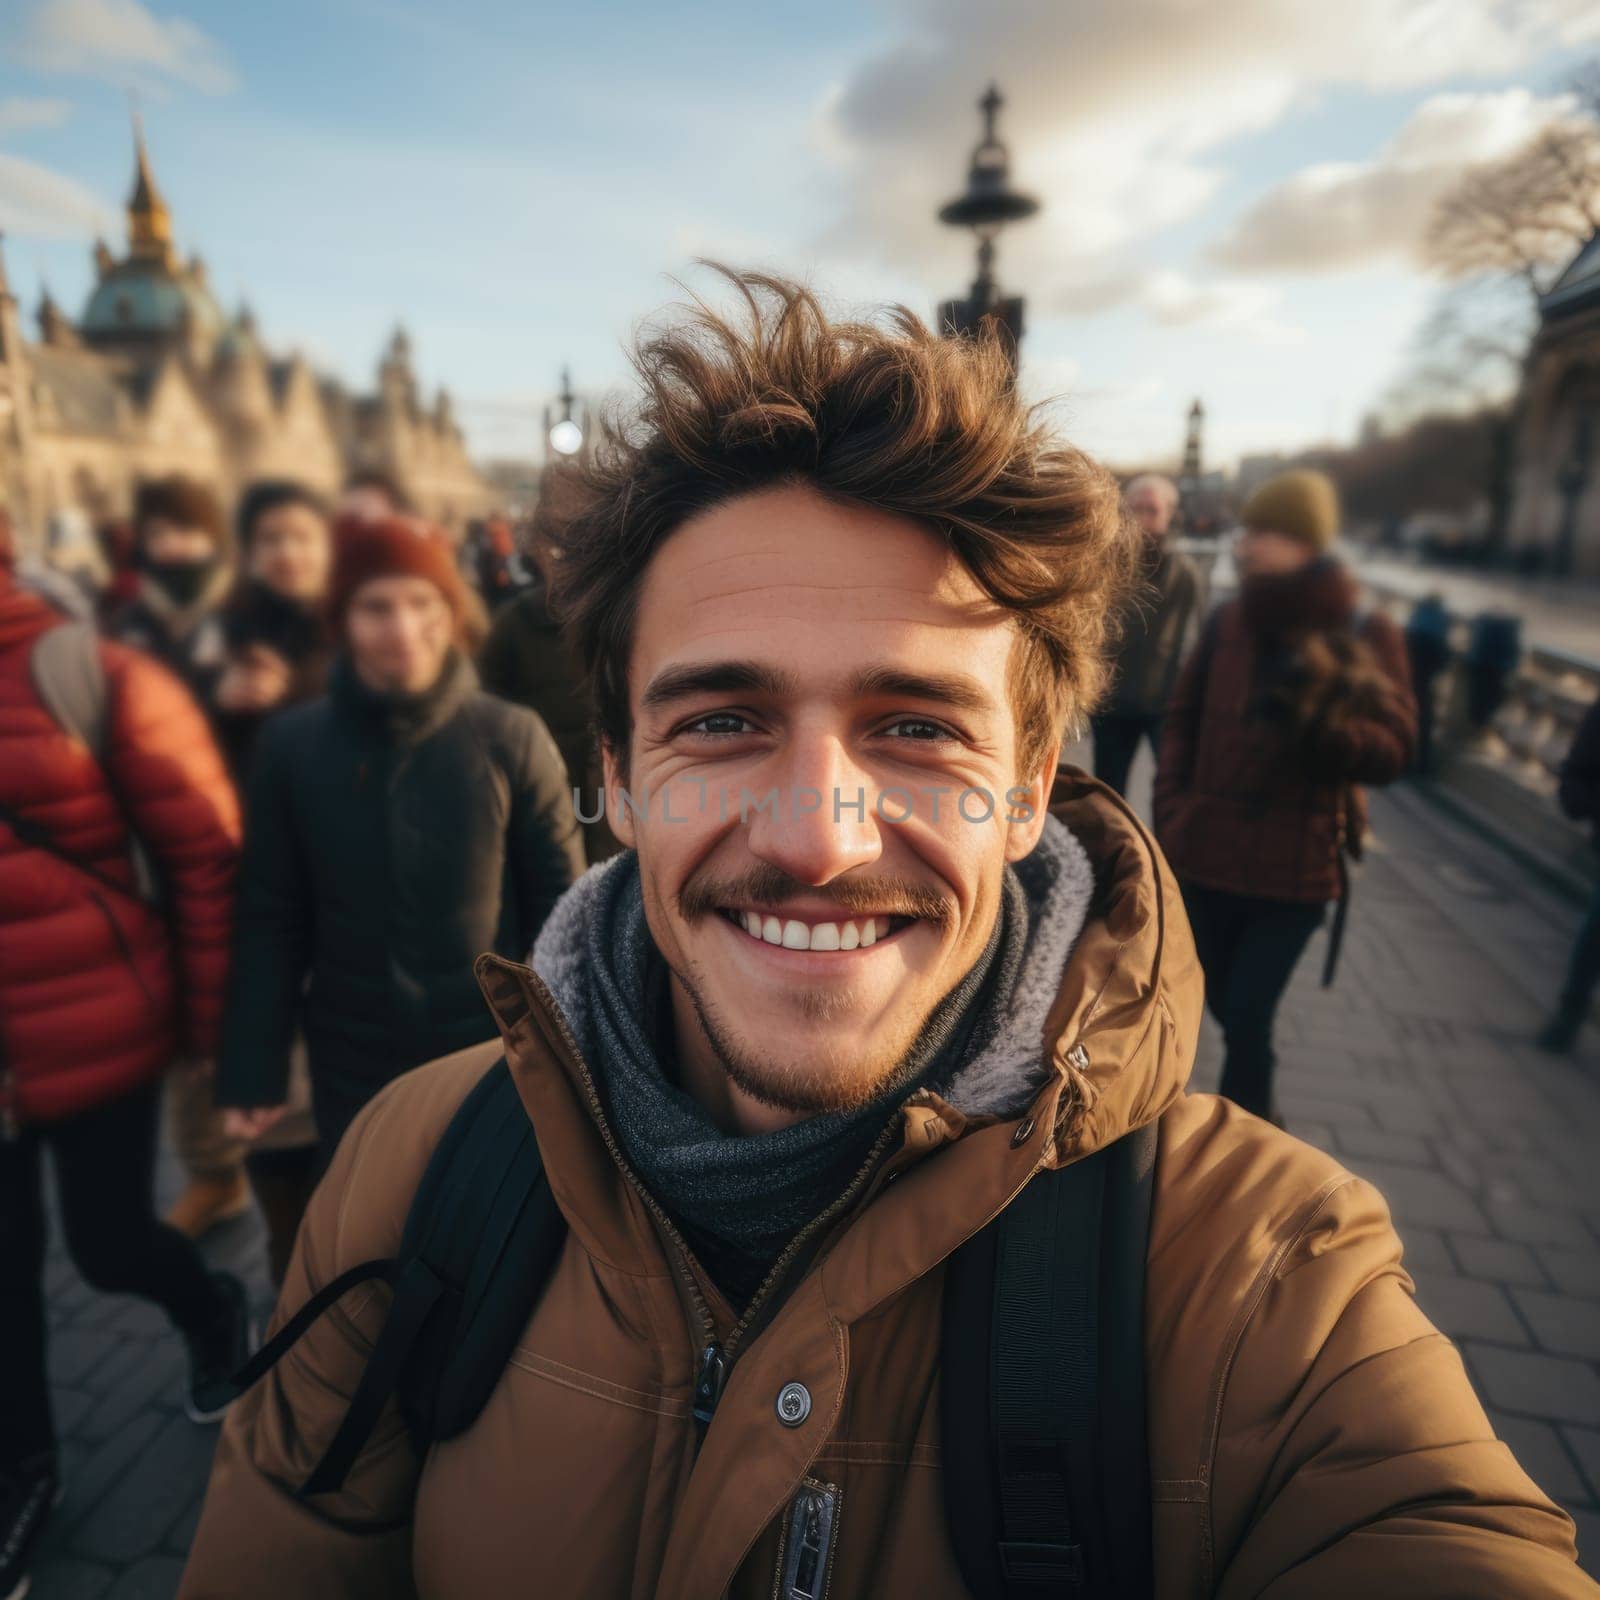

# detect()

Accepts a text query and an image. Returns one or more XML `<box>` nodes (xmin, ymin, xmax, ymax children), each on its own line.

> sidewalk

<box><xmin>21</xmin><ymin>775</ymin><xmax>1600</xmax><ymax>1595</ymax></box>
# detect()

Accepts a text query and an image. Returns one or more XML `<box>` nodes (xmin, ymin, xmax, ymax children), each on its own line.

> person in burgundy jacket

<box><xmin>1153</xmin><ymin>470</ymin><xmax>1417</xmax><ymax>1122</ymax></box>
<box><xmin>0</xmin><ymin>519</ymin><xmax>254</xmax><ymax>1600</ymax></box>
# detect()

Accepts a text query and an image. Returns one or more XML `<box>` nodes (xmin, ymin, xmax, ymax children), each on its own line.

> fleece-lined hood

<box><xmin>480</xmin><ymin>770</ymin><xmax>1201</xmax><ymax>1296</ymax></box>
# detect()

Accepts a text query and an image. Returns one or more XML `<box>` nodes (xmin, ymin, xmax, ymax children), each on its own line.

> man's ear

<box><xmin>1003</xmin><ymin>738</ymin><xmax>1061</xmax><ymax>862</ymax></box>
<box><xmin>602</xmin><ymin>742</ymin><xmax>637</xmax><ymax>848</ymax></box>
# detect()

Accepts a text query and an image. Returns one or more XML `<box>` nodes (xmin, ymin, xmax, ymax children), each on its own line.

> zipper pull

<box><xmin>692</xmin><ymin>1342</ymin><xmax>727</xmax><ymax>1445</ymax></box>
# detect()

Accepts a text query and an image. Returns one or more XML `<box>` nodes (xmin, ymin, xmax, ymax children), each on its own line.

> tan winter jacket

<box><xmin>180</xmin><ymin>773</ymin><xmax>1594</xmax><ymax>1598</ymax></box>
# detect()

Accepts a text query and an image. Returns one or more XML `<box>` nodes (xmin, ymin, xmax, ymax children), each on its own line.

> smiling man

<box><xmin>181</xmin><ymin>274</ymin><xmax>1595</xmax><ymax>1600</ymax></box>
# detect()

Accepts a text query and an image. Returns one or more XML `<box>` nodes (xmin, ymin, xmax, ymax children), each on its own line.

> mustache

<box><xmin>678</xmin><ymin>861</ymin><xmax>955</xmax><ymax>933</ymax></box>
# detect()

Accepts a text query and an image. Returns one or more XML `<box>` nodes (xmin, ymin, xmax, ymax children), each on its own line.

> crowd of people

<box><xmin>0</xmin><ymin>469</ymin><xmax>593</xmax><ymax>1596</ymax></box>
<box><xmin>0</xmin><ymin>272</ymin><xmax>1596</xmax><ymax>1596</ymax></box>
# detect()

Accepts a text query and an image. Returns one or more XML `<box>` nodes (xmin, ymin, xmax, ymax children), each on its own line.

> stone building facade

<box><xmin>0</xmin><ymin>124</ymin><xmax>496</xmax><ymax>551</ymax></box>
<box><xmin>1508</xmin><ymin>231</ymin><xmax>1600</xmax><ymax>578</ymax></box>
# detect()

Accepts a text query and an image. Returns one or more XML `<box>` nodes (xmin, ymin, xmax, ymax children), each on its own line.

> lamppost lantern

<box><xmin>543</xmin><ymin>366</ymin><xmax>585</xmax><ymax>461</ymax></box>
<box><xmin>937</xmin><ymin>83</ymin><xmax>1040</xmax><ymax>372</ymax></box>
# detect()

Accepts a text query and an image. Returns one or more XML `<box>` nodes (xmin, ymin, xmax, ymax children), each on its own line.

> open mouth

<box><xmin>718</xmin><ymin>907</ymin><xmax>915</xmax><ymax>952</ymax></box>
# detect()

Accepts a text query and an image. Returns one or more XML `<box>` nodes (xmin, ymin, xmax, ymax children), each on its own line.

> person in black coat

<box><xmin>1539</xmin><ymin>693</ymin><xmax>1600</xmax><ymax>1054</ymax></box>
<box><xmin>215</xmin><ymin>515</ymin><xmax>585</xmax><ymax>1164</ymax></box>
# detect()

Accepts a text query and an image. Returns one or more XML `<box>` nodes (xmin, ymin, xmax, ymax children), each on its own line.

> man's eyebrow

<box><xmin>639</xmin><ymin>660</ymin><xmax>798</xmax><ymax>712</ymax></box>
<box><xmin>849</xmin><ymin>665</ymin><xmax>996</xmax><ymax>715</ymax></box>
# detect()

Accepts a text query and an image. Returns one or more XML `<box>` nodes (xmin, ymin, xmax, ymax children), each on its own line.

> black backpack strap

<box><xmin>942</xmin><ymin>1118</ymin><xmax>1158</xmax><ymax>1600</ymax></box>
<box><xmin>222</xmin><ymin>1059</ymin><xmax>566</xmax><ymax>1499</ymax></box>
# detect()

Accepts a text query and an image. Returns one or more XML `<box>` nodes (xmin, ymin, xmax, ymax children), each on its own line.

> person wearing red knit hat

<box><xmin>213</xmin><ymin>511</ymin><xmax>585</xmax><ymax>1167</ymax></box>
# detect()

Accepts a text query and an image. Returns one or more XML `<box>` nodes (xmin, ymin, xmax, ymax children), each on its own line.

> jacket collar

<box><xmin>329</xmin><ymin>648</ymin><xmax>475</xmax><ymax>746</ymax></box>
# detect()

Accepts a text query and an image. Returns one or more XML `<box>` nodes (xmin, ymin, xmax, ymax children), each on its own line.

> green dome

<box><xmin>81</xmin><ymin>259</ymin><xmax>224</xmax><ymax>342</ymax></box>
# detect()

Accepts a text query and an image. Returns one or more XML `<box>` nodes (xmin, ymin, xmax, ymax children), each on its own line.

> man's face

<box><xmin>142</xmin><ymin>519</ymin><xmax>215</xmax><ymax>565</ymax></box>
<box><xmin>1125</xmin><ymin>484</ymin><xmax>1172</xmax><ymax>539</ymax></box>
<box><xmin>345</xmin><ymin>576</ymin><xmax>453</xmax><ymax>693</ymax></box>
<box><xmin>250</xmin><ymin>503</ymin><xmax>332</xmax><ymax>602</ymax></box>
<box><xmin>607</xmin><ymin>485</ymin><xmax>1055</xmax><ymax>1123</ymax></box>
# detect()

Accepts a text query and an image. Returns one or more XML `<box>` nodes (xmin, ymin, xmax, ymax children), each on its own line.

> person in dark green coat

<box><xmin>216</xmin><ymin>515</ymin><xmax>585</xmax><ymax>1164</ymax></box>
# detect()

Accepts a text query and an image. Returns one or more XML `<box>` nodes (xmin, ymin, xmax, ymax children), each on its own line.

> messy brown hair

<box><xmin>538</xmin><ymin>268</ymin><xmax>1135</xmax><ymax>777</ymax></box>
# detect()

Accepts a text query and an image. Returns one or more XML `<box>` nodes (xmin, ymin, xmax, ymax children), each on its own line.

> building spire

<box><xmin>127</xmin><ymin>104</ymin><xmax>174</xmax><ymax>266</ymax></box>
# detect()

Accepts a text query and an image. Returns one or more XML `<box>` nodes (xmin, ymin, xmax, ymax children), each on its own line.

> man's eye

<box><xmin>684</xmin><ymin>712</ymin><xmax>754</xmax><ymax>737</ymax></box>
<box><xmin>883</xmin><ymin>718</ymin><xmax>954</xmax><ymax>742</ymax></box>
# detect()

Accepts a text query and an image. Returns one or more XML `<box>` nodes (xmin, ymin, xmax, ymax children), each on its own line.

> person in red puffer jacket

<box><xmin>0</xmin><ymin>516</ymin><xmax>256</xmax><ymax>1600</ymax></box>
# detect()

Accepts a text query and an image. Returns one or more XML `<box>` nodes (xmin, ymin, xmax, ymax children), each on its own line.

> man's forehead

<box><xmin>635</xmin><ymin>487</ymin><xmax>1000</xmax><ymax>634</ymax></box>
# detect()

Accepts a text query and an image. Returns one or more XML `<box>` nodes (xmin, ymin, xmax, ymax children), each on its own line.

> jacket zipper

<box><xmin>517</xmin><ymin>967</ymin><xmax>901</xmax><ymax>1450</ymax></box>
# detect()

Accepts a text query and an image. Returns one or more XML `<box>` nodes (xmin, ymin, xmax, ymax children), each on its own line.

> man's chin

<box><xmin>699</xmin><ymin>1008</ymin><xmax>918</xmax><ymax>1117</ymax></box>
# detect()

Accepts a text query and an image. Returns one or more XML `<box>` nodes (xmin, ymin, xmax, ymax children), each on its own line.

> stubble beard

<box><xmin>675</xmin><ymin>964</ymin><xmax>924</xmax><ymax>1118</ymax></box>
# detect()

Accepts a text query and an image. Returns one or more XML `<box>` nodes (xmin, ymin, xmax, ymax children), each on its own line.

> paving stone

<box><xmin>1484</xmin><ymin>1198</ymin><xmax>1595</xmax><ymax>1249</ymax></box>
<box><xmin>73</xmin><ymin>1340</ymin><xmax>186</xmax><ymax>1447</ymax></box>
<box><xmin>1396</xmin><ymin>1224</ymin><xmax>1454</xmax><ymax>1275</ymax></box>
<box><xmin>1448</xmin><ymin>1233</ymin><xmax>1549</xmax><ymax>1288</ymax></box>
<box><xmin>1512</xmin><ymin>1290</ymin><xmax>1600</xmax><ymax>1362</ymax></box>
<box><xmin>1333</xmin><ymin>1125</ymin><xmax>1437</xmax><ymax>1167</ymax></box>
<box><xmin>101</xmin><ymin>1556</ymin><xmax>187</xmax><ymax>1600</ymax></box>
<box><xmin>1413</xmin><ymin>1275</ymin><xmax>1529</xmax><ymax>1344</ymax></box>
<box><xmin>71</xmin><ymin>1414</ymin><xmax>218</xmax><ymax>1566</ymax></box>
<box><xmin>1488</xmin><ymin>1409</ymin><xmax>1589</xmax><ymax>1504</ymax></box>
<box><xmin>1278</xmin><ymin>1091</ymin><xmax>1376</xmax><ymax>1130</ymax></box>
<box><xmin>83</xmin><ymin>1337</ymin><xmax>157</xmax><ymax>1398</ymax></box>
<box><xmin>45</xmin><ymin>1411</ymin><xmax>166</xmax><ymax>1550</ymax></box>
<box><xmin>1539</xmin><ymin>1244</ymin><xmax>1600</xmax><ymax>1301</ymax></box>
<box><xmin>50</xmin><ymin>1385</ymin><xmax>96</xmax><ymax>1439</ymax></box>
<box><xmin>25</xmin><ymin>1557</ymin><xmax>116</xmax><ymax>1600</ymax></box>
<box><xmin>1567</xmin><ymin>1425</ymin><xmax>1600</xmax><ymax>1502</ymax></box>
<box><xmin>161</xmin><ymin>1495</ymin><xmax>203</xmax><ymax>1556</ymax></box>
<box><xmin>100</xmin><ymin>1302</ymin><xmax>169</xmax><ymax>1341</ymax></box>
<box><xmin>48</xmin><ymin>1328</ymin><xmax>116</xmax><ymax>1389</ymax></box>
<box><xmin>1336</xmin><ymin>1158</ymin><xmax>1492</xmax><ymax>1234</ymax></box>
<box><xmin>1465</xmin><ymin>1343</ymin><xmax>1600</xmax><ymax>1426</ymax></box>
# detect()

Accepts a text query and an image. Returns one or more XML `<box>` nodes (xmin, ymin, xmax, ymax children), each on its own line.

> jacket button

<box><xmin>1010</xmin><ymin>1115</ymin><xmax>1035</xmax><ymax>1148</ymax></box>
<box><xmin>775</xmin><ymin>1382</ymin><xmax>811</xmax><ymax>1428</ymax></box>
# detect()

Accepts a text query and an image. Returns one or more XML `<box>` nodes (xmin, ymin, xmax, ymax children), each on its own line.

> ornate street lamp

<box><xmin>937</xmin><ymin>84</ymin><xmax>1040</xmax><ymax>371</ymax></box>
<box><xmin>544</xmin><ymin>367</ymin><xmax>586</xmax><ymax>461</ymax></box>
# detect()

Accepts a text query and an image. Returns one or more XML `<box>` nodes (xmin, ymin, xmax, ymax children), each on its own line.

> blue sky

<box><xmin>1</xmin><ymin>0</ymin><xmax>1596</xmax><ymax>470</ymax></box>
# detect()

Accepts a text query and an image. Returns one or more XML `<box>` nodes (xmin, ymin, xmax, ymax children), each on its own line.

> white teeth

<box><xmin>732</xmin><ymin>912</ymin><xmax>897</xmax><ymax>950</ymax></box>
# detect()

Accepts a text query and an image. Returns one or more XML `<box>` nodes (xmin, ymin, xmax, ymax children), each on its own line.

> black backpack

<box><xmin>231</xmin><ymin>1060</ymin><xmax>1157</xmax><ymax>1600</ymax></box>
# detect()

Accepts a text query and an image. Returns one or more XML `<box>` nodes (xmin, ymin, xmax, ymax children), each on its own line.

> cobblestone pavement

<box><xmin>24</xmin><ymin>778</ymin><xmax>1600</xmax><ymax>1595</ymax></box>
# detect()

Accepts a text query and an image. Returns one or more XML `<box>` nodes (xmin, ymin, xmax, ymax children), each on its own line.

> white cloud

<box><xmin>0</xmin><ymin>150</ymin><xmax>114</xmax><ymax>238</ymax></box>
<box><xmin>13</xmin><ymin>0</ymin><xmax>235</xmax><ymax>94</ymax></box>
<box><xmin>812</xmin><ymin>0</ymin><xmax>1596</xmax><ymax>322</ymax></box>
<box><xmin>1212</xmin><ymin>88</ymin><xmax>1583</xmax><ymax>273</ymax></box>
<box><xmin>0</xmin><ymin>96</ymin><xmax>72</xmax><ymax>132</ymax></box>
<box><xmin>1041</xmin><ymin>263</ymin><xmax>1305</xmax><ymax>344</ymax></box>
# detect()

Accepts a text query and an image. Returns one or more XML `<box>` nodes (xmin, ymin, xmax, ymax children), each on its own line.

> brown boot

<box><xmin>165</xmin><ymin>1171</ymin><xmax>253</xmax><ymax>1240</ymax></box>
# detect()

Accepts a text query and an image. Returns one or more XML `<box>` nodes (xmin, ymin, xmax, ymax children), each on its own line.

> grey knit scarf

<box><xmin>532</xmin><ymin>817</ymin><xmax>1096</xmax><ymax>1309</ymax></box>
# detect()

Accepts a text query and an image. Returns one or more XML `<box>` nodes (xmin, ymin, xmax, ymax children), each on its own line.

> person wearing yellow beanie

<box><xmin>1152</xmin><ymin>466</ymin><xmax>1417</xmax><ymax>1122</ymax></box>
<box><xmin>1237</xmin><ymin>467</ymin><xmax>1340</xmax><ymax>564</ymax></box>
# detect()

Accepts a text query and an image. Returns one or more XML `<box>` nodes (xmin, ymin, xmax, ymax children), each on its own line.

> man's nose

<box><xmin>745</xmin><ymin>734</ymin><xmax>882</xmax><ymax>887</ymax></box>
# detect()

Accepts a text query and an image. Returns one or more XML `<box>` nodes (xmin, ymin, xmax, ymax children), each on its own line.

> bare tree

<box><xmin>1425</xmin><ymin>119</ymin><xmax>1600</xmax><ymax>302</ymax></box>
